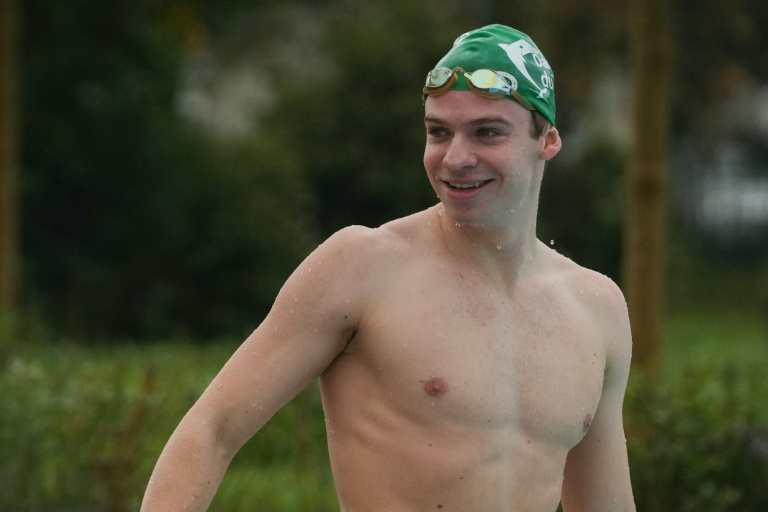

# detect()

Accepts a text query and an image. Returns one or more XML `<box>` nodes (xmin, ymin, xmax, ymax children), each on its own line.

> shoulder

<box><xmin>291</xmin><ymin>213</ymin><xmax>428</xmax><ymax>295</ymax></box>
<box><xmin>290</xmin><ymin>225</ymin><xmax>387</xmax><ymax>294</ymax></box>
<box><xmin>266</xmin><ymin>223</ymin><xmax>407</xmax><ymax>338</ymax></box>
<box><xmin>563</xmin><ymin>258</ymin><xmax>628</xmax><ymax>326</ymax></box>
<box><xmin>545</xmin><ymin>248</ymin><xmax>625</xmax><ymax>307</ymax></box>
<box><xmin>548</xmin><ymin>250</ymin><xmax>632</xmax><ymax>376</ymax></box>
<box><xmin>311</xmin><ymin>219</ymin><xmax>418</xmax><ymax>272</ymax></box>
<box><xmin>326</xmin><ymin>210</ymin><xmax>434</xmax><ymax>261</ymax></box>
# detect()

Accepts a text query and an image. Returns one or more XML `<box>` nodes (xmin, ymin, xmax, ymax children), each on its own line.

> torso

<box><xmin>319</xmin><ymin>208</ymin><xmax>611</xmax><ymax>512</ymax></box>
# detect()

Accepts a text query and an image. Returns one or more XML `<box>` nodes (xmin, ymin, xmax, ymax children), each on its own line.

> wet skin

<box><xmin>318</xmin><ymin>210</ymin><xmax>622</xmax><ymax>511</ymax></box>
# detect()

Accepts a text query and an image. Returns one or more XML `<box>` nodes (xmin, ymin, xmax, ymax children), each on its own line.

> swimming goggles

<box><xmin>422</xmin><ymin>66</ymin><xmax>534</xmax><ymax>110</ymax></box>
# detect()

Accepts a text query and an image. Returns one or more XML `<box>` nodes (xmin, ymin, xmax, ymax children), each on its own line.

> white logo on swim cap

<box><xmin>498</xmin><ymin>40</ymin><xmax>553</xmax><ymax>99</ymax></box>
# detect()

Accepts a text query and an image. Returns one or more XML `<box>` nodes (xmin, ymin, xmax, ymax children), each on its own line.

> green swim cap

<box><xmin>433</xmin><ymin>24</ymin><xmax>556</xmax><ymax>126</ymax></box>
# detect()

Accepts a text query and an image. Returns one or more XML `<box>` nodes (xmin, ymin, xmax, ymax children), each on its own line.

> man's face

<box><xmin>422</xmin><ymin>91</ymin><xmax>560</xmax><ymax>228</ymax></box>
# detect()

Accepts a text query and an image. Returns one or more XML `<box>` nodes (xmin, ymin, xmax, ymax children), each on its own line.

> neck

<box><xmin>434</xmin><ymin>205</ymin><xmax>541</xmax><ymax>284</ymax></box>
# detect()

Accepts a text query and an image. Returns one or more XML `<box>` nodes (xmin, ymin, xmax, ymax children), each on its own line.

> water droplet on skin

<box><xmin>496</xmin><ymin>245</ymin><xmax>502</xmax><ymax>250</ymax></box>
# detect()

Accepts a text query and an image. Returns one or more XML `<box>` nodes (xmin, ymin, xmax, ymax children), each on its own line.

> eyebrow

<box><xmin>424</xmin><ymin>115</ymin><xmax>512</xmax><ymax>127</ymax></box>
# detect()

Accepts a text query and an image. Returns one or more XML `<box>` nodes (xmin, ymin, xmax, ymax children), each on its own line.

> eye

<box><xmin>476</xmin><ymin>127</ymin><xmax>502</xmax><ymax>138</ymax></box>
<box><xmin>426</xmin><ymin>126</ymin><xmax>450</xmax><ymax>138</ymax></box>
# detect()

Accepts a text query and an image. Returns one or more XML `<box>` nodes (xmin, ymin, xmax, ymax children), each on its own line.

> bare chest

<box><xmin>346</xmin><ymin>271</ymin><xmax>606</xmax><ymax>448</ymax></box>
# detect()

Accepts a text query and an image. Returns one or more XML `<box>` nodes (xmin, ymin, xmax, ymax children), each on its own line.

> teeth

<box><xmin>450</xmin><ymin>181</ymin><xmax>485</xmax><ymax>189</ymax></box>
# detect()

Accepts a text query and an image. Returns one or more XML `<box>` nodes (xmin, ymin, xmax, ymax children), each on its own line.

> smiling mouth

<box><xmin>447</xmin><ymin>179</ymin><xmax>491</xmax><ymax>189</ymax></box>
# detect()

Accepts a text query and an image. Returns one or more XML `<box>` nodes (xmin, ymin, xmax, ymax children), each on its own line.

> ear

<box><xmin>539</xmin><ymin>126</ymin><xmax>562</xmax><ymax>161</ymax></box>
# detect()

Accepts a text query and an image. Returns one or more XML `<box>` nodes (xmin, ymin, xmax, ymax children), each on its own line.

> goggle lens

<box><xmin>466</xmin><ymin>69</ymin><xmax>511</xmax><ymax>94</ymax></box>
<box><xmin>424</xmin><ymin>67</ymin><xmax>459</xmax><ymax>94</ymax></box>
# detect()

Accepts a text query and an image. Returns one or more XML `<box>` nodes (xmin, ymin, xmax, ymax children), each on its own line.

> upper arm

<box><xmin>183</xmin><ymin>225</ymin><xmax>379</xmax><ymax>455</ymax></box>
<box><xmin>561</xmin><ymin>277</ymin><xmax>636</xmax><ymax>511</ymax></box>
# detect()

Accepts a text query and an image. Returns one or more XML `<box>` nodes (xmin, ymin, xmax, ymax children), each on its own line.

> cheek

<box><xmin>423</xmin><ymin>145</ymin><xmax>443</xmax><ymax>172</ymax></box>
<box><xmin>507</xmin><ymin>142</ymin><xmax>539</xmax><ymax>168</ymax></box>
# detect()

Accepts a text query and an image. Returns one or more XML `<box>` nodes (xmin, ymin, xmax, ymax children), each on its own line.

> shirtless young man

<box><xmin>141</xmin><ymin>25</ymin><xmax>636</xmax><ymax>512</ymax></box>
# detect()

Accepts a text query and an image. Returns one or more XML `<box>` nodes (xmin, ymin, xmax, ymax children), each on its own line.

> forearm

<box><xmin>141</xmin><ymin>419</ymin><xmax>234</xmax><ymax>512</ymax></box>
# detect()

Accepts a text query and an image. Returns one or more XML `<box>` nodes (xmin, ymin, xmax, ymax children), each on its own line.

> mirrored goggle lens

<box><xmin>465</xmin><ymin>69</ymin><xmax>511</xmax><ymax>93</ymax></box>
<box><xmin>466</xmin><ymin>69</ymin><xmax>535</xmax><ymax>110</ymax></box>
<box><xmin>424</xmin><ymin>67</ymin><xmax>457</xmax><ymax>89</ymax></box>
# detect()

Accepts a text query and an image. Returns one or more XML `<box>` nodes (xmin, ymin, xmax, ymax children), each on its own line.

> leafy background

<box><xmin>2</xmin><ymin>0</ymin><xmax>768</xmax><ymax>510</ymax></box>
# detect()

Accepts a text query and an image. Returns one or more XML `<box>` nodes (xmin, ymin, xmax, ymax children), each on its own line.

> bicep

<box><xmin>561</xmin><ymin>282</ymin><xmax>635</xmax><ymax>511</ymax></box>
<box><xmin>561</xmin><ymin>377</ymin><xmax>633</xmax><ymax>510</ymax></box>
<box><xmin>186</xmin><ymin>227</ymin><xmax>371</xmax><ymax>453</ymax></box>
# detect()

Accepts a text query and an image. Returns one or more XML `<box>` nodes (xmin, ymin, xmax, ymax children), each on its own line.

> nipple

<box><xmin>422</xmin><ymin>376</ymin><xmax>449</xmax><ymax>397</ymax></box>
<box><xmin>583</xmin><ymin>413</ymin><xmax>593</xmax><ymax>433</ymax></box>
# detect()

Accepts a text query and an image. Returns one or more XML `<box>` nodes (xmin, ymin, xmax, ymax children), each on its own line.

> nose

<box><xmin>443</xmin><ymin>135</ymin><xmax>477</xmax><ymax>172</ymax></box>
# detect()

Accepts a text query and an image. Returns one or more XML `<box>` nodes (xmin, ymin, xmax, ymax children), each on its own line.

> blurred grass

<box><xmin>1</xmin><ymin>307</ymin><xmax>766</xmax><ymax>511</ymax></box>
<box><xmin>662</xmin><ymin>306</ymin><xmax>768</xmax><ymax>381</ymax></box>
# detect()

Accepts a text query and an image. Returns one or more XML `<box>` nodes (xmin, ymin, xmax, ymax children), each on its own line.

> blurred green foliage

<box><xmin>0</xmin><ymin>337</ymin><xmax>338</xmax><ymax>511</ymax></box>
<box><xmin>267</xmin><ymin>1</ymin><xmax>461</xmax><ymax>234</ymax></box>
<box><xmin>21</xmin><ymin>0</ymin><xmax>320</xmax><ymax>338</ymax></box>
<box><xmin>0</xmin><ymin>349</ymin><xmax>158</xmax><ymax>510</ymax></box>
<box><xmin>626</xmin><ymin>364</ymin><xmax>768</xmax><ymax>511</ymax></box>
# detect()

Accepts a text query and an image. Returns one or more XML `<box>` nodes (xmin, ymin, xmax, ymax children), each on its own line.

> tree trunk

<box><xmin>623</xmin><ymin>0</ymin><xmax>673</xmax><ymax>372</ymax></box>
<box><xmin>0</xmin><ymin>0</ymin><xmax>20</xmax><ymax>313</ymax></box>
